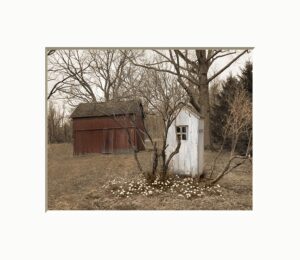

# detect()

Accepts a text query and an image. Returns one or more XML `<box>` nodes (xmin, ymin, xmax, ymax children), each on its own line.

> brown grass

<box><xmin>47</xmin><ymin>143</ymin><xmax>252</xmax><ymax>210</ymax></box>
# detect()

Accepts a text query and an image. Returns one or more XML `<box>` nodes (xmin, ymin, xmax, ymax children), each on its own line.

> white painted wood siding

<box><xmin>166</xmin><ymin>108</ymin><xmax>204</xmax><ymax>176</ymax></box>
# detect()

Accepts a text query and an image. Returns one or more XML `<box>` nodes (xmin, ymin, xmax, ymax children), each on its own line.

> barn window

<box><xmin>176</xmin><ymin>125</ymin><xmax>188</xmax><ymax>140</ymax></box>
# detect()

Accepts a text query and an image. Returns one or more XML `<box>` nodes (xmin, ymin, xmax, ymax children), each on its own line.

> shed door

<box><xmin>102</xmin><ymin>129</ymin><xmax>114</xmax><ymax>154</ymax></box>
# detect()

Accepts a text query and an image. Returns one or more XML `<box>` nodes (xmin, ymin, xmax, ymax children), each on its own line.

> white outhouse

<box><xmin>165</xmin><ymin>106</ymin><xmax>204</xmax><ymax>176</ymax></box>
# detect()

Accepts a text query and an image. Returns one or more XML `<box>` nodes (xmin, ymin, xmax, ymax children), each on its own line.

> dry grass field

<box><xmin>47</xmin><ymin>143</ymin><xmax>252</xmax><ymax>210</ymax></box>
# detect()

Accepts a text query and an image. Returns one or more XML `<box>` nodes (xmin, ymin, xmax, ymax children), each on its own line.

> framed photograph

<box><xmin>46</xmin><ymin>48</ymin><xmax>252</xmax><ymax>210</ymax></box>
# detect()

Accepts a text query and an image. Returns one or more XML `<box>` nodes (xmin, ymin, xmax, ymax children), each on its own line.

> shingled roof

<box><xmin>70</xmin><ymin>100</ymin><xmax>144</xmax><ymax>119</ymax></box>
<box><xmin>184</xmin><ymin>104</ymin><xmax>205</xmax><ymax>119</ymax></box>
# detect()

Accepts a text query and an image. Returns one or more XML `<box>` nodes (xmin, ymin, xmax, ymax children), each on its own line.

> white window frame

<box><xmin>176</xmin><ymin>125</ymin><xmax>188</xmax><ymax>141</ymax></box>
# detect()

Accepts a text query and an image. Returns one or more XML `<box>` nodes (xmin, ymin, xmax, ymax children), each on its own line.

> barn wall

<box><xmin>166</xmin><ymin>108</ymin><xmax>204</xmax><ymax>176</ymax></box>
<box><xmin>72</xmin><ymin>115</ymin><xmax>145</xmax><ymax>155</ymax></box>
<box><xmin>73</xmin><ymin>116</ymin><xmax>134</xmax><ymax>131</ymax></box>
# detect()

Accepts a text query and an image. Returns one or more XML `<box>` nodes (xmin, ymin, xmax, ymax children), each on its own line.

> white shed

<box><xmin>165</xmin><ymin>106</ymin><xmax>204</xmax><ymax>177</ymax></box>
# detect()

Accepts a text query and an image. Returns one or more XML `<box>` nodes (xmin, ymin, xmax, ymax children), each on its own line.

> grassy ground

<box><xmin>47</xmin><ymin>143</ymin><xmax>252</xmax><ymax>210</ymax></box>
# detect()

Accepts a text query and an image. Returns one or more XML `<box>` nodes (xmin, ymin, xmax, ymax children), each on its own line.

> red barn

<box><xmin>70</xmin><ymin>100</ymin><xmax>145</xmax><ymax>155</ymax></box>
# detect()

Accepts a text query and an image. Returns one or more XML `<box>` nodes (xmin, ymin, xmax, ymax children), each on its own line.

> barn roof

<box><xmin>70</xmin><ymin>100</ymin><xmax>144</xmax><ymax>118</ymax></box>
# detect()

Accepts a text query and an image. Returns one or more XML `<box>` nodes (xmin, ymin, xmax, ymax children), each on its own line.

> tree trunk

<box><xmin>104</xmin><ymin>91</ymin><xmax>110</xmax><ymax>101</ymax></box>
<box><xmin>197</xmin><ymin>65</ymin><xmax>211</xmax><ymax>149</ymax></box>
<box><xmin>202</xmin><ymin>84</ymin><xmax>211</xmax><ymax>149</ymax></box>
<box><xmin>161</xmin><ymin>137</ymin><xmax>167</xmax><ymax>177</ymax></box>
<box><xmin>151</xmin><ymin>142</ymin><xmax>159</xmax><ymax>179</ymax></box>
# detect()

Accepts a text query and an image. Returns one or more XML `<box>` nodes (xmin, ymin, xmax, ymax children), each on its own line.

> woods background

<box><xmin>47</xmin><ymin>49</ymin><xmax>252</xmax><ymax>156</ymax></box>
<box><xmin>48</xmin><ymin>50</ymin><xmax>252</xmax><ymax>153</ymax></box>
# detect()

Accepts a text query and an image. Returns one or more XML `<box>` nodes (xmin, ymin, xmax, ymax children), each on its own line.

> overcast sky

<box><xmin>209</xmin><ymin>51</ymin><xmax>252</xmax><ymax>81</ymax></box>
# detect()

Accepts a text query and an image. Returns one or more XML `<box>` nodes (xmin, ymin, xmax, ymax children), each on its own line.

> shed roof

<box><xmin>183</xmin><ymin>104</ymin><xmax>205</xmax><ymax>119</ymax></box>
<box><xmin>70</xmin><ymin>100</ymin><xmax>144</xmax><ymax>119</ymax></box>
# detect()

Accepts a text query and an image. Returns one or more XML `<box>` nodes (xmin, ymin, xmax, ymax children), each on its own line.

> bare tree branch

<box><xmin>208</xmin><ymin>50</ymin><xmax>248</xmax><ymax>82</ymax></box>
<box><xmin>210</xmin><ymin>51</ymin><xmax>237</xmax><ymax>63</ymax></box>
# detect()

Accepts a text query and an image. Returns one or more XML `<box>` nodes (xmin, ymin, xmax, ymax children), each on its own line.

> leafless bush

<box><xmin>225</xmin><ymin>87</ymin><xmax>252</xmax><ymax>156</ymax></box>
<box><xmin>107</xmin><ymin>66</ymin><xmax>188</xmax><ymax>182</ymax></box>
<box><xmin>134</xmin><ymin>67</ymin><xmax>188</xmax><ymax>181</ymax></box>
<box><xmin>208</xmin><ymin>87</ymin><xmax>252</xmax><ymax>184</ymax></box>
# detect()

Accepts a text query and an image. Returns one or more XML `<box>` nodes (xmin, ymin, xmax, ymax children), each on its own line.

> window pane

<box><xmin>182</xmin><ymin>134</ymin><xmax>186</xmax><ymax>140</ymax></box>
<box><xmin>176</xmin><ymin>127</ymin><xmax>180</xmax><ymax>133</ymax></box>
<box><xmin>176</xmin><ymin>134</ymin><xmax>181</xmax><ymax>140</ymax></box>
<box><xmin>182</xmin><ymin>127</ymin><xmax>186</xmax><ymax>133</ymax></box>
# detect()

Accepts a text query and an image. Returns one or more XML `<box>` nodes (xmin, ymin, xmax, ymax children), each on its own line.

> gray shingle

<box><xmin>70</xmin><ymin>100</ymin><xmax>143</xmax><ymax>118</ymax></box>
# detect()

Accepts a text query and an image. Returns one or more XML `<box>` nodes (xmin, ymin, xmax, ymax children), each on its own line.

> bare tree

<box><xmin>47</xmin><ymin>49</ymin><xmax>139</xmax><ymax>105</ymax></box>
<box><xmin>128</xmin><ymin>49</ymin><xmax>250</xmax><ymax>148</ymax></box>
<box><xmin>87</xmin><ymin>49</ymin><xmax>138</xmax><ymax>101</ymax></box>
<box><xmin>47</xmin><ymin>50</ymin><xmax>96</xmax><ymax>104</ymax></box>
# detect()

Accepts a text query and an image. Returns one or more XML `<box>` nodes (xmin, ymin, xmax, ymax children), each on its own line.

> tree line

<box><xmin>47</xmin><ymin>102</ymin><xmax>72</xmax><ymax>143</ymax></box>
<box><xmin>48</xmin><ymin>49</ymin><xmax>251</xmax><ymax>148</ymax></box>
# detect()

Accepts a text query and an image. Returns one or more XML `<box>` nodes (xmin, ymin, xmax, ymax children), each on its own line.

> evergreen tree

<box><xmin>211</xmin><ymin>75</ymin><xmax>240</xmax><ymax>147</ymax></box>
<box><xmin>210</xmin><ymin>61</ymin><xmax>252</xmax><ymax>153</ymax></box>
<box><xmin>238</xmin><ymin>61</ymin><xmax>252</xmax><ymax>98</ymax></box>
<box><xmin>237</xmin><ymin>61</ymin><xmax>252</xmax><ymax>153</ymax></box>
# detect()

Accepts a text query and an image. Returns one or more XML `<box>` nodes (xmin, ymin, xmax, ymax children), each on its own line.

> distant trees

<box><xmin>47</xmin><ymin>102</ymin><xmax>72</xmax><ymax>143</ymax></box>
<box><xmin>211</xmin><ymin>61</ymin><xmax>252</xmax><ymax>154</ymax></box>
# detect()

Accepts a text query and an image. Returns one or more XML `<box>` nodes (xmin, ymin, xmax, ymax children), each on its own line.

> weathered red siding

<box><xmin>72</xmin><ymin>115</ymin><xmax>145</xmax><ymax>155</ymax></box>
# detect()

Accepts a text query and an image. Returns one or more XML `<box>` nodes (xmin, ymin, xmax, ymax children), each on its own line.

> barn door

<box><xmin>103</xmin><ymin>129</ymin><xmax>114</xmax><ymax>154</ymax></box>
